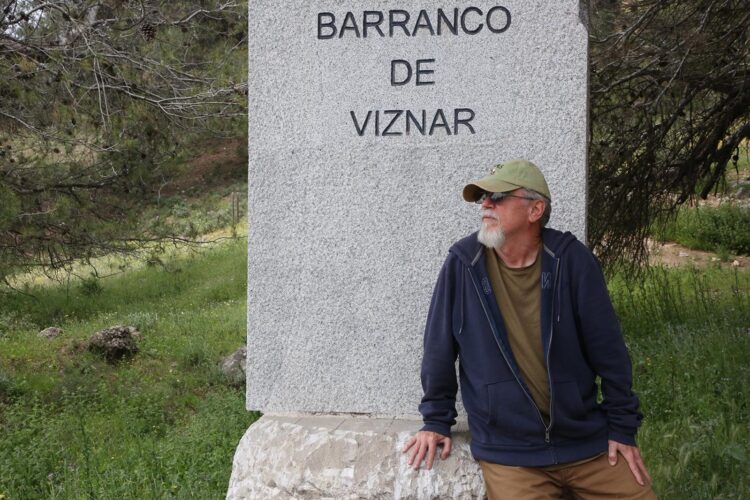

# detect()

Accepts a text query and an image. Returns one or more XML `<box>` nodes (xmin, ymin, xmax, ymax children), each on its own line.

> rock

<box><xmin>227</xmin><ymin>415</ymin><xmax>485</xmax><ymax>499</ymax></box>
<box><xmin>220</xmin><ymin>346</ymin><xmax>247</xmax><ymax>386</ymax></box>
<box><xmin>678</xmin><ymin>251</ymin><xmax>690</xmax><ymax>257</ymax></box>
<box><xmin>732</xmin><ymin>260</ymin><xmax>741</xmax><ymax>267</ymax></box>
<box><xmin>38</xmin><ymin>327</ymin><xmax>63</xmax><ymax>339</ymax></box>
<box><xmin>88</xmin><ymin>325</ymin><xmax>140</xmax><ymax>362</ymax></box>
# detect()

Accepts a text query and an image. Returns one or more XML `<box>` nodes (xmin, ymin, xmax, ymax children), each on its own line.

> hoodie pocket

<box><xmin>553</xmin><ymin>380</ymin><xmax>586</xmax><ymax>419</ymax></box>
<box><xmin>486</xmin><ymin>380</ymin><xmax>542</xmax><ymax>444</ymax></box>
<box><xmin>552</xmin><ymin>380</ymin><xmax>604</xmax><ymax>439</ymax></box>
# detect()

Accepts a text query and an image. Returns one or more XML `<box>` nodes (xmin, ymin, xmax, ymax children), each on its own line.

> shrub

<box><xmin>653</xmin><ymin>204</ymin><xmax>750</xmax><ymax>255</ymax></box>
<box><xmin>80</xmin><ymin>276</ymin><xmax>104</xmax><ymax>297</ymax></box>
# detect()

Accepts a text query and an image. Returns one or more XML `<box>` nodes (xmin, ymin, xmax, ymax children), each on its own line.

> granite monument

<box><xmin>229</xmin><ymin>1</ymin><xmax>589</xmax><ymax>497</ymax></box>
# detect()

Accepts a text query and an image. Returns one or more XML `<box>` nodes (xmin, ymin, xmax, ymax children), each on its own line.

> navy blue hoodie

<box><xmin>419</xmin><ymin>228</ymin><xmax>642</xmax><ymax>466</ymax></box>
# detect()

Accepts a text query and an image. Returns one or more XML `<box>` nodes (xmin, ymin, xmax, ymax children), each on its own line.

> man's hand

<box><xmin>402</xmin><ymin>430</ymin><xmax>452</xmax><ymax>470</ymax></box>
<box><xmin>608</xmin><ymin>440</ymin><xmax>652</xmax><ymax>486</ymax></box>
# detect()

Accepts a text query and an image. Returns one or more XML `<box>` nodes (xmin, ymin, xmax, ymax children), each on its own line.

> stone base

<box><xmin>226</xmin><ymin>414</ymin><xmax>485</xmax><ymax>499</ymax></box>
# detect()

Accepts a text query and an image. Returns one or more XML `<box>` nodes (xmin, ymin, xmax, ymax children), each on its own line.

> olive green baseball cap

<box><xmin>462</xmin><ymin>159</ymin><xmax>551</xmax><ymax>202</ymax></box>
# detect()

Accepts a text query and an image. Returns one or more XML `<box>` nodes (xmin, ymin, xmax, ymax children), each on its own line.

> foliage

<box><xmin>652</xmin><ymin>204</ymin><xmax>750</xmax><ymax>255</ymax></box>
<box><xmin>0</xmin><ymin>0</ymin><xmax>247</xmax><ymax>279</ymax></box>
<box><xmin>0</xmin><ymin>239</ymin><xmax>257</xmax><ymax>498</ymax></box>
<box><xmin>589</xmin><ymin>0</ymin><xmax>750</xmax><ymax>267</ymax></box>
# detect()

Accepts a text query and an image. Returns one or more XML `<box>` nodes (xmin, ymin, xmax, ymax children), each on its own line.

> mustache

<box><xmin>481</xmin><ymin>209</ymin><xmax>499</xmax><ymax>220</ymax></box>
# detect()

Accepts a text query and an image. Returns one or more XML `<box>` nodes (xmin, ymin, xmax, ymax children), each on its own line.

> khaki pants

<box><xmin>480</xmin><ymin>454</ymin><xmax>658</xmax><ymax>500</ymax></box>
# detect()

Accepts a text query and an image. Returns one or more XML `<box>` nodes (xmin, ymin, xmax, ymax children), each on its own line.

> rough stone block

<box><xmin>227</xmin><ymin>415</ymin><xmax>484</xmax><ymax>499</ymax></box>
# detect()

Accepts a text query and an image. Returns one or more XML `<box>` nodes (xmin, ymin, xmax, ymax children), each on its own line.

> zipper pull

<box><xmin>545</xmin><ymin>428</ymin><xmax>550</xmax><ymax>443</ymax></box>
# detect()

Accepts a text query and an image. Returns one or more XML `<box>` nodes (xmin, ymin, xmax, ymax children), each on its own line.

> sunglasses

<box><xmin>475</xmin><ymin>191</ymin><xmax>536</xmax><ymax>204</ymax></box>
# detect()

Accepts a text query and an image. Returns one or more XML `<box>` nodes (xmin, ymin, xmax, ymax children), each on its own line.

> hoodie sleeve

<box><xmin>572</xmin><ymin>246</ymin><xmax>643</xmax><ymax>446</ymax></box>
<box><xmin>418</xmin><ymin>256</ymin><xmax>460</xmax><ymax>437</ymax></box>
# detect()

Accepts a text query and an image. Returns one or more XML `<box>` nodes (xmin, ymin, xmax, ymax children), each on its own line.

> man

<box><xmin>402</xmin><ymin>160</ymin><xmax>656</xmax><ymax>499</ymax></box>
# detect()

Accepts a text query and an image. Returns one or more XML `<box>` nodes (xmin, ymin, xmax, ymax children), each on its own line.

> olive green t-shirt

<box><xmin>485</xmin><ymin>246</ymin><xmax>549</xmax><ymax>423</ymax></box>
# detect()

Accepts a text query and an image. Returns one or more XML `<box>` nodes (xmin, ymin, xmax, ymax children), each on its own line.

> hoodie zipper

<box><xmin>467</xmin><ymin>268</ymin><xmax>549</xmax><ymax>441</ymax></box>
<box><xmin>544</xmin><ymin>258</ymin><xmax>562</xmax><ymax>445</ymax></box>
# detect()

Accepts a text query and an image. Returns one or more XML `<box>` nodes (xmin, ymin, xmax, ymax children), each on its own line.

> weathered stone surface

<box><xmin>38</xmin><ymin>327</ymin><xmax>63</xmax><ymax>339</ymax></box>
<box><xmin>226</xmin><ymin>415</ymin><xmax>484</xmax><ymax>499</ymax></box>
<box><xmin>221</xmin><ymin>346</ymin><xmax>247</xmax><ymax>386</ymax></box>
<box><xmin>88</xmin><ymin>325</ymin><xmax>139</xmax><ymax>362</ymax></box>
<box><xmin>246</xmin><ymin>0</ymin><xmax>589</xmax><ymax>416</ymax></box>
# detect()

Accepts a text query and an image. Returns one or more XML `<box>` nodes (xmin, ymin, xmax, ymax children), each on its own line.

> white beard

<box><xmin>478</xmin><ymin>211</ymin><xmax>505</xmax><ymax>249</ymax></box>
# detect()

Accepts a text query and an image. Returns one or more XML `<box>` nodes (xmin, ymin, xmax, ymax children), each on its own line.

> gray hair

<box><xmin>522</xmin><ymin>189</ymin><xmax>552</xmax><ymax>227</ymax></box>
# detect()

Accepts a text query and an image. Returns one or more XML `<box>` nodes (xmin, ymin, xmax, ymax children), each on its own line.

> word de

<box><xmin>391</xmin><ymin>59</ymin><xmax>435</xmax><ymax>86</ymax></box>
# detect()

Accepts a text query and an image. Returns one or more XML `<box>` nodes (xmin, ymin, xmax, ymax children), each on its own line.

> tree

<box><xmin>0</xmin><ymin>0</ymin><xmax>247</xmax><ymax>282</ymax></box>
<box><xmin>589</xmin><ymin>0</ymin><xmax>750</xmax><ymax>267</ymax></box>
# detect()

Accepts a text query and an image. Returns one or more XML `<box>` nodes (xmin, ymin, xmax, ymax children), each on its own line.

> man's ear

<box><xmin>528</xmin><ymin>199</ymin><xmax>545</xmax><ymax>224</ymax></box>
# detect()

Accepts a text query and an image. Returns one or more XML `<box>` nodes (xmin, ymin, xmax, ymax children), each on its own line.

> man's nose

<box><xmin>481</xmin><ymin>195</ymin><xmax>495</xmax><ymax>208</ymax></box>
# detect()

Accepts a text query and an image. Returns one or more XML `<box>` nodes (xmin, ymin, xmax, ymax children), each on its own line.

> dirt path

<box><xmin>647</xmin><ymin>238</ymin><xmax>748</xmax><ymax>268</ymax></box>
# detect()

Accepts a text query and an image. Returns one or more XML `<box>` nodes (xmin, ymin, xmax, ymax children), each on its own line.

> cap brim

<box><xmin>462</xmin><ymin>179</ymin><xmax>522</xmax><ymax>202</ymax></box>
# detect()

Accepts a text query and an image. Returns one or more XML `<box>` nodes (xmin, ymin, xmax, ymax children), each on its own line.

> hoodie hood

<box><xmin>541</xmin><ymin>227</ymin><xmax>578</xmax><ymax>259</ymax></box>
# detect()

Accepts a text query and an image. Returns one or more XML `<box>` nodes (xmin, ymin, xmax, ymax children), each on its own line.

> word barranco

<box><xmin>350</xmin><ymin>108</ymin><xmax>476</xmax><ymax>137</ymax></box>
<box><xmin>317</xmin><ymin>6</ymin><xmax>511</xmax><ymax>39</ymax></box>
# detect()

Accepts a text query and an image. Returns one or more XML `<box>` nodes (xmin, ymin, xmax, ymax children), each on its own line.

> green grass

<box><xmin>610</xmin><ymin>266</ymin><xmax>750</xmax><ymax>498</ymax></box>
<box><xmin>0</xmin><ymin>239</ymin><xmax>257</xmax><ymax>499</ymax></box>
<box><xmin>144</xmin><ymin>183</ymin><xmax>247</xmax><ymax>240</ymax></box>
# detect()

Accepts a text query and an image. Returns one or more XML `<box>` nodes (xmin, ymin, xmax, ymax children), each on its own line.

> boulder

<box><xmin>38</xmin><ymin>327</ymin><xmax>63</xmax><ymax>339</ymax></box>
<box><xmin>88</xmin><ymin>325</ymin><xmax>140</xmax><ymax>362</ymax></box>
<box><xmin>220</xmin><ymin>346</ymin><xmax>246</xmax><ymax>386</ymax></box>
